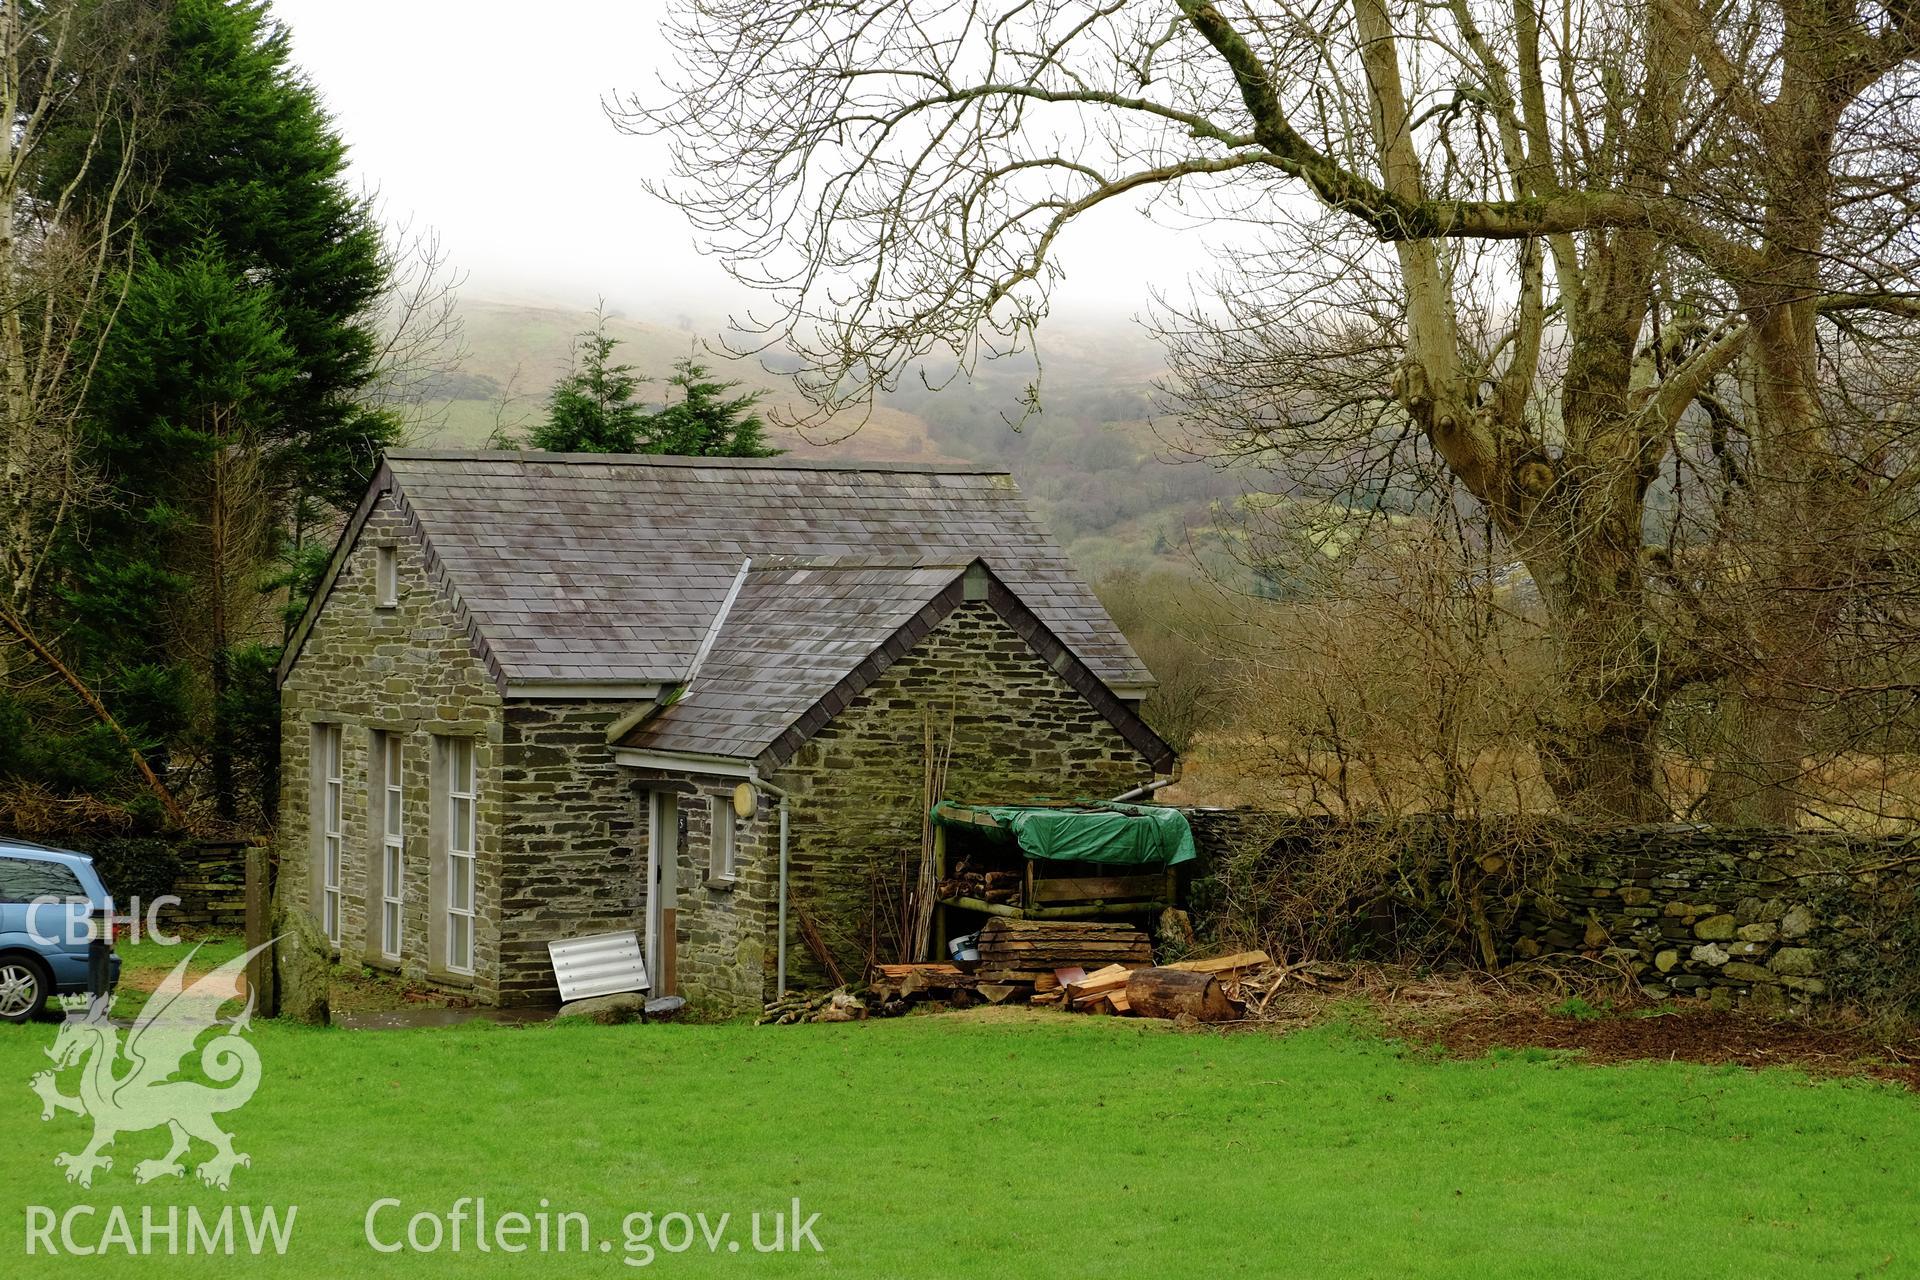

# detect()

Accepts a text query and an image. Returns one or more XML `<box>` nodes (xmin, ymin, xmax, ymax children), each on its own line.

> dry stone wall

<box><xmin>170</xmin><ymin>843</ymin><xmax>249</xmax><ymax>933</ymax></box>
<box><xmin>1185</xmin><ymin>812</ymin><xmax>1920</xmax><ymax>1018</ymax></box>
<box><xmin>1513</xmin><ymin>826</ymin><xmax>1919</xmax><ymax>1016</ymax></box>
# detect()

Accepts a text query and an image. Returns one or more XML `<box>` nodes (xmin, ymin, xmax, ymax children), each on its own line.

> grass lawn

<box><xmin>2</xmin><ymin>976</ymin><xmax>1918</xmax><ymax>1278</ymax></box>
<box><xmin>102</xmin><ymin>936</ymin><xmax>250</xmax><ymax>1019</ymax></box>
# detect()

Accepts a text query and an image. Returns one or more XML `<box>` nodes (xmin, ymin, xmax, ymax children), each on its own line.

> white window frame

<box><xmin>377</xmin><ymin>731</ymin><xmax>405</xmax><ymax>960</ymax></box>
<box><xmin>444</xmin><ymin>737</ymin><xmax>477</xmax><ymax>974</ymax></box>
<box><xmin>374</xmin><ymin>544</ymin><xmax>398</xmax><ymax>608</ymax></box>
<box><xmin>317</xmin><ymin>724</ymin><xmax>343</xmax><ymax>945</ymax></box>
<box><xmin>708</xmin><ymin>794</ymin><xmax>736</xmax><ymax>882</ymax></box>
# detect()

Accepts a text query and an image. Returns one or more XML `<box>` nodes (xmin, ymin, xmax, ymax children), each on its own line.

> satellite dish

<box><xmin>732</xmin><ymin>782</ymin><xmax>758</xmax><ymax>820</ymax></box>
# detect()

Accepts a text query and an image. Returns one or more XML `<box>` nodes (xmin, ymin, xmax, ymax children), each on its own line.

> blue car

<box><xmin>0</xmin><ymin>840</ymin><xmax>120</xmax><ymax>1022</ymax></box>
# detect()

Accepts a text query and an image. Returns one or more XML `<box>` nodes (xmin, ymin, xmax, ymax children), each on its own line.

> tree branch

<box><xmin>0</xmin><ymin>603</ymin><xmax>191</xmax><ymax>829</ymax></box>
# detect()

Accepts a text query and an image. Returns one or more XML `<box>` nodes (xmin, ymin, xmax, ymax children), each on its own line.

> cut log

<box><xmin>1124</xmin><ymin>968</ymin><xmax>1235</xmax><ymax>1022</ymax></box>
<box><xmin>1164</xmin><ymin>951</ymin><xmax>1273</xmax><ymax>977</ymax></box>
<box><xmin>874</xmin><ymin>963</ymin><xmax>969</xmax><ymax>981</ymax></box>
<box><xmin>974</xmin><ymin>967</ymin><xmax>1052</xmax><ymax>984</ymax></box>
<box><xmin>1065</xmin><ymin>963</ymin><xmax>1134</xmax><ymax>1001</ymax></box>
<box><xmin>872</xmin><ymin>962</ymin><xmax>979</xmax><ymax>1001</ymax></box>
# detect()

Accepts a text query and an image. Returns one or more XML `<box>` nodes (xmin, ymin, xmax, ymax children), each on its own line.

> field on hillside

<box><xmin>4</xmin><ymin>941</ymin><xmax>1917</xmax><ymax>1277</ymax></box>
<box><xmin>408</xmin><ymin>300</ymin><xmax>955</xmax><ymax>463</ymax></box>
<box><xmin>407</xmin><ymin>298</ymin><xmax>1245</xmax><ymax>583</ymax></box>
<box><xmin>1169</xmin><ymin>732</ymin><xmax>1920</xmax><ymax>829</ymax></box>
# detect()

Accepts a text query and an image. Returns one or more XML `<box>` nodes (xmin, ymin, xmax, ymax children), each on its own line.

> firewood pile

<box><xmin>937</xmin><ymin>855</ymin><xmax>1023</xmax><ymax>906</ymax></box>
<box><xmin>974</xmin><ymin>918</ymin><xmax>1153</xmax><ymax>985</ymax></box>
<box><xmin>757</xmin><ymin>987</ymin><xmax>877</xmax><ymax>1025</ymax></box>
<box><xmin>760</xmin><ymin>963</ymin><xmax>985</xmax><ymax>1024</ymax></box>
<box><xmin>759</xmin><ymin>947</ymin><xmax>1362</xmax><ymax>1027</ymax></box>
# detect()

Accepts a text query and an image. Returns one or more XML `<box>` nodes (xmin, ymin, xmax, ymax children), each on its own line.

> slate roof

<box><xmin>280</xmin><ymin>451</ymin><xmax>1153</xmax><ymax>694</ymax></box>
<box><xmin>623</xmin><ymin>560</ymin><xmax>971</xmax><ymax>760</ymax></box>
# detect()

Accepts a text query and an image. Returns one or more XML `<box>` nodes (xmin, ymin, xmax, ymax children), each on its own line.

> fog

<box><xmin>275</xmin><ymin>0</ymin><xmax>1224</xmax><ymax>330</ymax></box>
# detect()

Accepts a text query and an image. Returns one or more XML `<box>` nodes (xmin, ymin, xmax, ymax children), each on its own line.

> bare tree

<box><xmin>623</xmin><ymin>0</ymin><xmax>1920</xmax><ymax>821</ymax></box>
<box><xmin>0</xmin><ymin>0</ymin><xmax>156</xmax><ymax>612</ymax></box>
<box><xmin>366</xmin><ymin>215</ymin><xmax>469</xmax><ymax>443</ymax></box>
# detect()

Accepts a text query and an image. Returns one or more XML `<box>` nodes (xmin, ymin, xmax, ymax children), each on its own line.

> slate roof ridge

<box><xmin>385</xmin><ymin>448</ymin><xmax>1009</xmax><ymax>477</ymax></box>
<box><xmin>747</xmin><ymin>554</ymin><xmax>976</xmax><ymax>573</ymax></box>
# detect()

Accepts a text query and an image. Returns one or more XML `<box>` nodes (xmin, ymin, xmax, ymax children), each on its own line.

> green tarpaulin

<box><xmin>930</xmin><ymin>801</ymin><xmax>1197</xmax><ymax>867</ymax></box>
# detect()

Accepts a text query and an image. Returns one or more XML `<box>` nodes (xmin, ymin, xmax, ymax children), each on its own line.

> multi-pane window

<box><xmin>445</xmin><ymin>737</ymin><xmax>477</xmax><ymax>974</ymax></box>
<box><xmin>708</xmin><ymin>794</ymin><xmax>736</xmax><ymax>881</ymax></box>
<box><xmin>316</xmin><ymin>724</ymin><xmax>343</xmax><ymax>944</ymax></box>
<box><xmin>377</xmin><ymin>732</ymin><xmax>405</xmax><ymax>960</ymax></box>
<box><xmin>375</xmin><ymin>544</ymin><xmax>398</xmax><ymax>608</ymax></box>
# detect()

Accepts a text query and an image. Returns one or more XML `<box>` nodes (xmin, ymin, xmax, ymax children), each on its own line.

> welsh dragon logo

<box><xmin>29</xmin><ymin>941</ymin><xmax>273</xmax><ymax>1190</ymax></box>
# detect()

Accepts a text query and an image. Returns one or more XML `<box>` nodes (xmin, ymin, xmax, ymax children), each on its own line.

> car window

<box><xmin>0</xmin><ymin>856</ymin><xmax>86</xmax><ymax>903</ymax></box>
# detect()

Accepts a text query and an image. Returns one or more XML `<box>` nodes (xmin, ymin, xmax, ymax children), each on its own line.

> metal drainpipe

<box><xmin>749</xmin><ymin>769</ymin><xmax>794</xmax><ymax>996</ymax></box>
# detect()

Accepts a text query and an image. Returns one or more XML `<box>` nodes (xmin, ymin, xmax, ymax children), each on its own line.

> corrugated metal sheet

<box><xmin>547</xmin><ymin>930</ymin><xmax>649</xmax><ymax>1003</ymax></box>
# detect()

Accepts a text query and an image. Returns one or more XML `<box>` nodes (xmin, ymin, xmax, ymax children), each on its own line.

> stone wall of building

<box><xmin>767</xmin><ymin>602</ymin><xmax>1157</xmax><ymax>991</ymax></box>
<box><xmin>286</xmin><ymin>530</ymin><xmax>1159</xmax><ymax>1015</ymax></box>
<box><xmin>496</xmin><ymin>701</ymin><xmax>648</xmax><ymax>1005</ymax></box>
<box><xmin>615</xmin><ymin>768</ymin><xmax>777</xmax><ymax>1017</ymax></box>
<box><xmin>278</xmin><ymin>493</ymin><xmax>506</xmax><ymax>1001</ymax></box>
<box><xmin>1185</xmin><ymin>812</ymin><xmax>1920</xmax><ymax>1018</ymax></box>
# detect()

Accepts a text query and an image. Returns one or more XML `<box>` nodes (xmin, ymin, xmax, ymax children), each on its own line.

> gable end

<box><xmin>755</xmin><ymin>568</ymin><xmax>1174</xmax><ymax>774</ymax></box>
<box><xmin>275</xmin><ymin>464</ymin><xmax>510</xmax><ymax>694</ymax></box>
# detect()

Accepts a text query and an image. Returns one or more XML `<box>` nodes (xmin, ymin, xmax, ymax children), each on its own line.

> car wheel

<box><xmin>0</xmin><ymin>957</ymin><xmax>50</xmax><ymax>1023</ymax></box>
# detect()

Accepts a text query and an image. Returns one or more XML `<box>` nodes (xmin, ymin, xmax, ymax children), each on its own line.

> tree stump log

<box><xmin>1124</xmin><ymin>967</ymin><xmax>1234</xmax><ymax>1022</ymax></box>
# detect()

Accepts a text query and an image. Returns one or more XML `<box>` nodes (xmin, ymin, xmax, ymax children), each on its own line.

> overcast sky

<box><xmin>274</xmin><ymin>0</ymin><xmax>1216</xmax><ymax>328</ymax></box>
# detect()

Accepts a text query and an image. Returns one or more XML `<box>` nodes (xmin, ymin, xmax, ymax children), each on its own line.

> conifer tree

<box><xmin>56</xmin><ymin>0</ymin><xmax>397</xmax><ymax>821</ymax></box>
<box><xmin>642</xmin><ymin>359</ymin><xmax>780</xmax><ymax>458</ymax></box>
<box><xmin>528</xmin><ymin>315</ymin><xmax>649</xmax><ymax>453</ymax></box>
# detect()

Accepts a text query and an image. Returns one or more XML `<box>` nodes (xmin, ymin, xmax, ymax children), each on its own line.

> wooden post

<box><xmin>243</xmin><ymin>845</ymin><xmax>278</xmax><ymax>1016</ymax></box>
<box><xmin>663</xmin><ymin>909</ymin><xmax>678</xmax><ymax>996</ymax></box>
<box><xmin>932</xmin><ymin>825</ymin><xmax>948</xmax><ymax>958</ymax></box>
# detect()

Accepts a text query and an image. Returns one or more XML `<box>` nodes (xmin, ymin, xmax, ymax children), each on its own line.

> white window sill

<box><xmin>704</xmin><ymin>874</ymin><xmax>738</xmax><ymax>891</ymax></box>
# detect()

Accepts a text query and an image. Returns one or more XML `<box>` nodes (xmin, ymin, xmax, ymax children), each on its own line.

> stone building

<box><xmin>276</xmin><ymin>451</ymin><xmax>1173</xmax><ymax>1012</ymax></box>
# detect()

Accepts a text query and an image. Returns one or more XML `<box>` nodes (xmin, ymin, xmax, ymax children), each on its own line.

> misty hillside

<box><xmin>409</xmin><ymin>298</ymin><xmax>1248</xmax><ymax>581</ymax></box>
